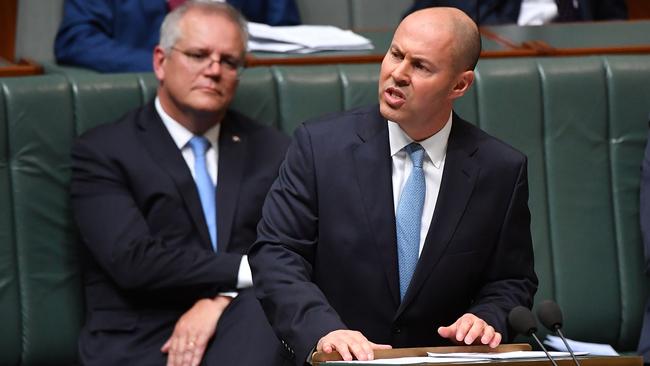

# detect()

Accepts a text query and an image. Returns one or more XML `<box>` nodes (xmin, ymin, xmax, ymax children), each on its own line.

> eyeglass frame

<box><xmin>170</xmin><ymin>46</ymin><xmax>246</xmax><ymax>76</ymax></box>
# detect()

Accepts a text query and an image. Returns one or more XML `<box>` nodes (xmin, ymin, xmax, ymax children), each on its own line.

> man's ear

<box><xmin>153</xmin><ymin>46</ymin><xmax>167</xmax><ymax>82</ymax></box>
<box><xmin>450</xmin><ymin>70</ymin><xmax>475</xmax><ymax>100</ymax></box>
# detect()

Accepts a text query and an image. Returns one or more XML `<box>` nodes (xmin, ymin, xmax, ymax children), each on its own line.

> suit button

<box><xmin>393</xmin><ymin>327</ymin><xmax>401</xmax><ymax>334</ymax></box>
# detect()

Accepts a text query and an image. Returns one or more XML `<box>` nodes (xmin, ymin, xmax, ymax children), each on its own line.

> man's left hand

<box><xmin>161</xmin><ymin>295</ymin><xmax>233</xmax><ymax>366</ymax></box>
<box><xmin>437</xmin><ymin>313</ymin><xmax>501</xmax><ymax>348</ymax></box>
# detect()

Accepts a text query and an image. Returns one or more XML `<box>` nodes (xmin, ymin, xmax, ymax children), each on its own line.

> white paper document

<box><xmin>326</xmin><ymin>356</ymin><xmax>490</xmax><ymax>364</ymax></box>
<box><xmin>544</xmin><ymin>334</ymin><xmax>619</xmax><ymax>356</ymax></box>
<box><xmin>427</xmin><ymin>350</ymin><xmax>589</xmax><ymax>360</ymax></box>
<box><xmin>247</xmin><ymin>22</ymin><xmax>373</xmax><ymax>53</ymax></box>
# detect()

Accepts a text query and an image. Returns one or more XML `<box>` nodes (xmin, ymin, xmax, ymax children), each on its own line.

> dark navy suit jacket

<box><xmin>249</xmin><ymin>105</ymin><xmax>538</xmax><ymax>365</ymax></box>
<box><xmin>404</xmin><ymin>0</ymin><xmax>626</xmax><ymax>25</ymax></box>
<box><xmin>54</xmin><ymin>0</ymin><xmax>301</xmax><ymax>72</ymax></box>
<box><xmin>71</xmin><ymin>101</ymin><xmax>291</xmax><ymax>365</ymax></box>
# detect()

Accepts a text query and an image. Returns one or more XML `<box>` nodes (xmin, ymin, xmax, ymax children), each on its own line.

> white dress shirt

<box><xmin>155</xmin><ymin>97</ymin><xmax>252</xmax><ymax>290</ymax></box>
<box><xmin>389</xmin><ymin>112</ymin><xmax>452</xmax><ymax>256</ymax></box>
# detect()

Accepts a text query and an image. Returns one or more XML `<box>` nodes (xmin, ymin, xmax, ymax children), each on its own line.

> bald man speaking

<box><xmin>249</xmin><ymin>7</ymin><xmax>538</xmax><ymax>364</ymax></box>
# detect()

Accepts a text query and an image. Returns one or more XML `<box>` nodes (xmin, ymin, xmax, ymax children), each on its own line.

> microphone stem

<box><xmin>531</xmin><ymin>333</ymin><xmax>559</xmax><ymax>366</ymax></box>
<box><xmin>557</xmin><ymin>328</ymin><xmax>581</xmax><ymax>366</ymax></box>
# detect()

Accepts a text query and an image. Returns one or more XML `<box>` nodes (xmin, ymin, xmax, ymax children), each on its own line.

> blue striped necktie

<box><xmin>188</xmin><ymin>136</ymin><xmax>217</xmax><ymax>251</ymax></box>
<box><xmin>396</xmin><ymin>143</ymin><xmax>425</xmax><ymax>300</ymax></box>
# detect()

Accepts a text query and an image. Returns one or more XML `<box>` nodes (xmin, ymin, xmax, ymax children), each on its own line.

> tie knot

<box><xmin>188</xmin><ymin>136</ymin><xmax>210</xmax><ymax>156</ymax></box>
<box><xmin>405</xmin><ymin>143</ymin><xmax>425</xmax><ymax>168</ymax></box>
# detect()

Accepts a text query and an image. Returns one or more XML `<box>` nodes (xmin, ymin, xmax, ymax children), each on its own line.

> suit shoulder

<box><xmin>74</xmin><ymin>105</ymin><xmax>144</xmax><ymax>147</ymax></box>
<box><xmin>454</xmin><ymin>118</ymin><xmax>527</xmax><ymax>170</ymax></box>
<box><xmin>299</xmin><ymin>105</ymin><xmax>379</xmax><ymax>136</ymax></box>
<box><xmin>227</xmin><ymin>109</ymin><xmax>289</xmax><ymax>144</ymax></box>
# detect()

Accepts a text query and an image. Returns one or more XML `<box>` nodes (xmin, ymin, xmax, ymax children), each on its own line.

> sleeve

<box><xmin>54</xmin><ymin>0</ymin><xmax>160</xmax><ymax>72</ymax></box>
<box><xmin>468</xmin><ymin>157</ymin><xmax>538</xmax><ymax>340</ymax></box>
<box><xmin>71</xmin><ymin>135</ymin><xmax>242</xmax><ymax>297</ymax></box>
<box><xmin>249</xmin><ymin>125</ymin><xmax>347</xmax><ymax>364</ymax></box>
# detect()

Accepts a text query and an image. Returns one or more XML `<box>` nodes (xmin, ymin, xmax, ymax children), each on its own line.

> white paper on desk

<box><xmin>427</xmin><ymin>350</ymin><xmax>589</xmax><ymax>359</ymax></box>
<box><xmin>544</xmin><ymin>334</ymin><xmax>619</xmax><ymax>356</ymax></box>
<box><xmin>247</xmin><ymin>22</ymin><xmax>373</xmax><ymax>53</ymax></box>
<box><xmin>326</xmin><ymin>356</ymin><xmax>488</xmax><ymax>364</ymax></box>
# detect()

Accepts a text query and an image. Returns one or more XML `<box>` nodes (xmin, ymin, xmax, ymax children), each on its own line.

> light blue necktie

<box><xmin>188</xmin><ymin>136</ymin><xmax>217</xmax><ymax>251</ymax></box>
<box><xmin>396</xmin><ymin>143</ymin><xmax>426</xmax><ymax>300</ymax></box>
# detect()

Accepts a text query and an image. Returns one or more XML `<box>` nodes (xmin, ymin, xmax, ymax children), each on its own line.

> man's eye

<box><xmin>391</xmin><ymin>50</ymin><xmax>402</xmax><ymax>59</ymax></box>
<box><xmin>221</xmin><ymin>57</ymin><xmax>239</xmax><ymax>69</ymax></box>
<box><xmin>187</xmin><ymin>52</ymin><xmax>207</xmax><ymax>61</ymax></box>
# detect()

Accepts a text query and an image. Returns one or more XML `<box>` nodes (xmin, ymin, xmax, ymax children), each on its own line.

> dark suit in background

<box><xmin>71</xmin><ymin>2</ymin><xmax>292</xmax><ymax>365</ymax></box>
<box><xmin>54</xmin><ymin>0</ymin><xmax>301</xmax><ymax>72</ymax></box>
<box><xmin>405</xmin><ymin>0</ymin><xmax>627</xmax><ymax>24</ymax></box>
<box><xmin>72</xmin><ymin>102</ymin><xmax>289</xmax><ymax>365</ymax></box>
<box><xmin>405</xmin><ymin>0</ymin><xmax>522</xmax><ymax>24</ymax></box>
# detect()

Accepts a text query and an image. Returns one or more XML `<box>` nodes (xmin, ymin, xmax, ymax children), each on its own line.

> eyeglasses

<box><xmin>171</xmin><ymin>47</ymin><xmax>245</xmax><ymax>75</ymax></box>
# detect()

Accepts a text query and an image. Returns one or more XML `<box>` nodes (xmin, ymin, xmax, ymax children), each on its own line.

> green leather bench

<box><xmin>1</xmin><ymin>55</ymin><xmax>650</xmax><ymax>365</ymax></box>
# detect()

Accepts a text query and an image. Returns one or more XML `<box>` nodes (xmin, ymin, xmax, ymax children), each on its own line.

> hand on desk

<box><xmin>317</xmin><ymin>329</ymin><xmax>392</xmax><ymax>361</ymax></box>
<box><xmin>161</xmin><ymin>295</ymin><xmax>233</xmax><ymax>366</ymax></box>
<box><xmin>437</xmin><ymin>313</ymin><xmax>501</xmax><ymax>348</ymax></box>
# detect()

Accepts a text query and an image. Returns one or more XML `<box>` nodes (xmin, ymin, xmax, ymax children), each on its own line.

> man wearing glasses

<box><xmin>70</xmin><ymin>2</ymin><xmax>290</xmax><ymax>365</ymax></box>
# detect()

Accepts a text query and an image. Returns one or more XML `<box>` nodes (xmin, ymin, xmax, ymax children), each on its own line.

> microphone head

<box><xmin>508</xmin><ymin>306</ymin><xmax>538</xmax><ymax>336</ymax></box>
<box><xmin>537</xmin><ymin>299</ymin><xmax>563</xmax><ymax>331</ymax></box>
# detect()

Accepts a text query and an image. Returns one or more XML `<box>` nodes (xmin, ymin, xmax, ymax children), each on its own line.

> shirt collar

<box><xmin>388</xmin><ymin>112</ymin><xmax>453</xmax><ymax>169</ymax></box>
<box><xmin>155</xmin><ymin>96</ymin><xmax>221</xmax><ymax>149</ymax></box>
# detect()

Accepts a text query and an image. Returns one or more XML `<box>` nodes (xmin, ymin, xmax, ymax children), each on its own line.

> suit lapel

<box><xmin>352</xmin><ymin>107</ymin><xmax>401</xmax><ymax>308</ymax></box>
<box><xmin>135</xmin><ymin>102</ymin><xmax>213</xmax><ymax>250</ymax></box>
<box><xmin>397</xmin><ymin>116</ymin><xmax>480</xmax><ymax>315</ymax></box>
<box><xmin>215</xmin><ymin>112</ymin><xmax>247</xmax><ymax>252</ymax></box>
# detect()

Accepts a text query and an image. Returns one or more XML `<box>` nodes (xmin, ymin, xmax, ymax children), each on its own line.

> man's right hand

<box><xmin>316</xmin><ymin>330</ymin><xmax>392</xmax><ymax>361</ymax></box>
<box><xmin>161</xmin><ymin>295</ymin><xmax>232</xmax><ymax>366</ymax></box>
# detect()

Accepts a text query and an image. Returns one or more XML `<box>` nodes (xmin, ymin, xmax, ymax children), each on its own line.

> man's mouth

<box><xmin>383</xmin><ymin>86</ymin><xmax>406</xmax><ymax>108</ymax></box>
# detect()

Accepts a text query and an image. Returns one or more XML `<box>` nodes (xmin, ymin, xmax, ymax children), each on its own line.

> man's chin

<box><xmin>379</xmin><ymin>102</ymin><xmax>405</xmax><ymax>123</ymax></box>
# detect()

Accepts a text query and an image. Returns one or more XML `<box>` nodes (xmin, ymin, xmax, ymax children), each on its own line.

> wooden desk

<box><xmin>312</xmin><ymin>344</ymin><xmax>643</xmax><ymax>365</ymax></box>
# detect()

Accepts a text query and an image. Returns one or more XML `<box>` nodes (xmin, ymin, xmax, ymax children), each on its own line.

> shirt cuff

<box><xmin>236</xmin><ymin>254</ymin><xmax>253</xmax><ymax>289</ymax></box>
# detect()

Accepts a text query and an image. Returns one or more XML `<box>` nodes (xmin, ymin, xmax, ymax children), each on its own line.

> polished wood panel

<box><xmin>0</xmin><ymin>0</ymin><xmax>18</xmax><ymax>61</ymax></box>
<box><xmin>627</xmin><ymin>0</ymin><xmax>650</xmax><ymax>19</ymax></box>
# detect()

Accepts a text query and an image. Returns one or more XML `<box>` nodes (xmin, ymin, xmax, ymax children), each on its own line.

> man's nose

<box><xmin>391</xmin><ymin>61</ymin><xmax>410</xmax><ymax>85</ymax></box>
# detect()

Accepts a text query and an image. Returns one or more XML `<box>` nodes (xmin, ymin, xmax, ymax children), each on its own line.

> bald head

<box><xmin>400</xmin><ymin>7</ymin><xmax>481</xmax><ymax>71</ymax></box>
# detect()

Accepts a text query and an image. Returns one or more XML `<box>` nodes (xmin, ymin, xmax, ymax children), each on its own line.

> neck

<box><xmin>157</xmin><ymin>93</ymin><xmax>223</xmax><ymax>135</ymax></box>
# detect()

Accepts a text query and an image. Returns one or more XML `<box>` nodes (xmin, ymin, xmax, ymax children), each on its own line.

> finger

<box><xmin>161</xmin><ymin>338</ymin><xmax>171</xmax><ymax>353</ymax></box>
<box><xmin>480</xmin><ymin>325</ymin><xmax>495</xmax><ymax>345</ymax></box>
<box><xmin>167</xmin><ymin>337</ymin><xmax>177</xmax><ymax>366</ymax></box>
<box><xmin>348</xmin><ymin>339</ymin><xmax>371</xmax><ymax>361</ymax></box>
<box><xmin>456</xmin><ymin>316</ymin><xmax>474</xmax><ymax>342</ymax></box>
<box><xmin>464</xmin><ymin>319</ymin><xmax>485</xmax><ymax>345</ymax></box>
<box><xmin>190</xmin><ymin>335</ymin><xmax>208</xmax><ymax>366</ymax></box>
<box><xmin>175</xmin><ymin>335</ymin><xmax>187</xmax><ymax>366</ymax></box>
<box><xmin>370</xmin><ymin>342</ymin><xmax>393</xmax><ymax>350</ymax></box>
<box><xmin>489</xmin><ymin>332</ymin><xmax>502</xmax><ymax>348</ymax></box>
<box><xmin>437</xmin><ymin>324</ymin><xmax>456</xmax><ymax>338</ymax></box>
<box><xmin>332</xmin><ymin>340</ymin><xmax>354</xmax><ymax>361</ymax></box>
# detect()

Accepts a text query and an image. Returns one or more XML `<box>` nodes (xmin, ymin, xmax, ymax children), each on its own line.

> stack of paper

<box><xmin>544</xmin><ymin>334</ymin><xmax>619</xmax><ymax>356</ymax></box>
<box><xmin>247</xmin><ymin>22</ymin><xmax>373</xmax><ymax>54</ymax></box>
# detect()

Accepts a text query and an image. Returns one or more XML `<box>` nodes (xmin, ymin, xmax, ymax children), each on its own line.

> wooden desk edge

<box><xmin>0</xmin><ymin>58</ymin><xmax>43</xmax><ymax>77</ymax></box>
<box><xmin>312</xmin><ymin>343</ymin><xmax>532</xmax><ymax>362</ymax></box>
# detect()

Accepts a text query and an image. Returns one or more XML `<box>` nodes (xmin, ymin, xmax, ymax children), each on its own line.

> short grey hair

<box><xmin>159</xmin><ymin>0</ymin><xmax>248</xmax><ymax>55</ymax></box>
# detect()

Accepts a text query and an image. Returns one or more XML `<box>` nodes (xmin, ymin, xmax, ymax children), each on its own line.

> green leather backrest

<box><xmin>1</xmin><ymin>55</ymin><xmax>649</xmax><ymax>364</ymax></box>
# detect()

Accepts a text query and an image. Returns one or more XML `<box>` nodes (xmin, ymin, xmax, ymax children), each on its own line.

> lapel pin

<box><xmin>232</xmin><ymin>135</ymin><xmax>241</xmax><ymax>143</ymax></box>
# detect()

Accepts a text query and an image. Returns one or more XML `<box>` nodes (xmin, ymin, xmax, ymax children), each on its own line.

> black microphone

<box><xmin>537</xmin><ymin>300</ymin><xmax>582</xmax><ymax>366</ymax></box>
<box><xmin>508</xmin><ymin>306</ymin><xmax>559</xmax><ymax>366</ymax></box>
